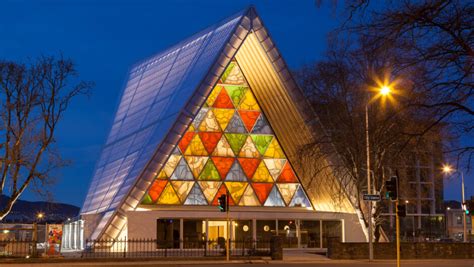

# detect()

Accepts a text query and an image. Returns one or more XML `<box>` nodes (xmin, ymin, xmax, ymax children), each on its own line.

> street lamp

<box><xmin>442</xmin><ymin>164</ymin><xmax>467</xmax><ymax>242</ymax></box>
<box><xmin>365</xmin><ymin>83</ymin><xmax>394</xmax><ymax>261</ymax></box>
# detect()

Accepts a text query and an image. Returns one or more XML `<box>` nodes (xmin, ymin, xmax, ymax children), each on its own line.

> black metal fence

<box><xmin>81</xmin><ymin>238</ymin><xmax>272</xmax><ymax>259</ymax></box>
<box><xmin>0</xmin><ymin>239</ymin><xmax>39</xmax><ymax>258</ymax></box>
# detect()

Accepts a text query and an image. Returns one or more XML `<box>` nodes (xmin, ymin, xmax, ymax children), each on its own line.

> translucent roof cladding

<box><xmin>81</xmin><ymin>11</ymin><xmax>246</xmax><ymax>215</ymax></box>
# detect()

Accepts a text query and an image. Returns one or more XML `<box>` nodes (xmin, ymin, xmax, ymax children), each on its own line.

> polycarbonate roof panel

<box><xmin>81</xmin><ymin>11</ymin><xmax>245</xmax><ymax>214</ymax></box>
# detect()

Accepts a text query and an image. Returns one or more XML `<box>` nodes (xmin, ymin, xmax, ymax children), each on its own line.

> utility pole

<box><xmin>395</xmin><ymin>201</ymin><xmax>401</xmax><ymax>267</ymax></box>
<box><xmin>226</xmin><ymin>191</ymin><xmax>230</xmax><ymax>261</ymax></box>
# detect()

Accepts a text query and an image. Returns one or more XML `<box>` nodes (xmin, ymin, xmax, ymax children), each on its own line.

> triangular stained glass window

<box><xmin>141</xmin><ymin>59</ymin><xmax>310</xmax><ymax>208</ymax></box>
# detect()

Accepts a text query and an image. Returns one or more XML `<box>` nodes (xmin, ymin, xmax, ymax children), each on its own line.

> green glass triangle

<box><xmin>198</xmin><ymin>159</ymin><xmax>221</xmax><ymax>181</ymax></box>
<box><xmin>224</xmin><ymin>133</ymin><xmax>247</xmax><ymax>155</ymax></box>
<box><xmin>225</xmin><ymin>86</ymin><xmax>248</xmax><ymax>107</ymax></box>
<box><xmin>141</xmin><ymin>194</ymin><xmax>153</xmax><ymax>205</ymax></box>
<box><xmin>221</xmin><ymin>61</ymin><xmax>235</xmax><ymax>83</ymax></box>
<box><xmin>251</xmin><ymin>135</ymin><xmax>273</xmax><ymax>155</ymax></box>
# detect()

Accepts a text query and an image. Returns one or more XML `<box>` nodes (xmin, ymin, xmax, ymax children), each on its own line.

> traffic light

<box><xmin>464</xmin><ymin>200</ymin><xmax>472</xmax><ymax>215</ymax></box>
<box><xmin>397</xmin><ymin>204</ymin><xmax>406</xmax><ymax>217</ymax></box>
<box><xmin>385</xmin><ymin>176</ymin><xmax>398</xmax><ymax>200</ymax></box>
<box><xmin>218</xmin><ymin>194</ymin><xmax>227</xmax><ymax>212</ymax></box>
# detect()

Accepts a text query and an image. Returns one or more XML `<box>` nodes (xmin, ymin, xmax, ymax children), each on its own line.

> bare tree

<box><xmin>0</xmin><ymin>56</ymin><xmax>92</xmax><ymax>220</ymax></box>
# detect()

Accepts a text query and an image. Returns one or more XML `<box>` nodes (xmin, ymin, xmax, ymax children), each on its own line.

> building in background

<box><xmin>62</xmin><ymin>7</ymin><xmax>368</xmax><ymax>252</ymax></box>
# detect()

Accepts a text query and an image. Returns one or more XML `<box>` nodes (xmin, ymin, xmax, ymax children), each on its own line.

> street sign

<box><xmin>363</xmin><ymin>194</ymin><xmax>381</xmax><ymax>201</ymax></box>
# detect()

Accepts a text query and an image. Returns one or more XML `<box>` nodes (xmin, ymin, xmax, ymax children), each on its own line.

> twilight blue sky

<box><xmin>0</xmin><ymin>0</ymin><xmax>469</xmax><ymax>207</ymax></box>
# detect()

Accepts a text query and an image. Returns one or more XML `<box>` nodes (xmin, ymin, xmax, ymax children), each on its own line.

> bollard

<box><xmin>270</xmin><ymin>235</ymin><xmax>283</xmax><ymax>260</ymax></box>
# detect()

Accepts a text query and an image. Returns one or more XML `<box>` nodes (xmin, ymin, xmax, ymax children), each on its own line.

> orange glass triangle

<box><xmin>198</xmin><ymin>132</ymin><xmax>222</xmax><ymax>155</ymax></box>
<box><xmin>212</xmin><ymin>87</ymin><xmax>234</xmax><ymax>109</ymax></box>
<box><xmin>178</xmin><ymin>131</ymin><xmax>195</xmax><ymax>153</ymax></box>
<box><xmin>148</xmin><ymin>180</ymin><xmax>168</xmax><ymax>203</ymax></box>
<box><xmin>278</xmin><ymin>162</ymin><xmax>298</xmax><ymax>183</ymax></box>
<box><xmin>238</xmin><ymin>110</ymin><xmax>260</xmax><ymax>132</ymax></box>
<box><xmin>251</xmin><ymin>183</ymin><xmax>273</xmax><ymax>204</ymax></box>
<box><xmin>238</xmin><ymin>158</ymin><xmax>260</xmax><ymax>179</ymax></box>
<box><xmin>211</xmin><ymin>157</ymin><xmax>234</xmax><ymax>179</ymax></box>
<box><xmin>211</xmin><ymin>184</ymin><xmax>235</xmax><ymax>206</ymax></box>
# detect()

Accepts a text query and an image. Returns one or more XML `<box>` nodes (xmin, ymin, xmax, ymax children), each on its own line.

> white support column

<box><xmin>296</xmin><ymin>220</ymin><xmax>301</xmax><ymax>248</ymax></box>
<box><xmin>79</xmin><ymin>220</ymin><xmax>84</xmax><ymax>250</ymax></box>
<box><xmin>275</xmin><ymin>220</ymin><xmax>279</xmax><ymax>236</ymax></box>
<box><xmin>179</xmin><ymin>219</ymin><xmax>184</xmax><ymax>249</ymax></box>
<box><xmin>252</xmin><ymin>219</ymin><xmax>257</xmax><ymax>241</ymax></box>
<box><xmin>319</xmin><ymin>220</ymin><xmax>323</xmax><ymax>249</ymax></box>
<box><xmin>341</xmin><ymin>219</ymin><xmax>346</xmax><ymax>242</ymax></box>
<box><xmin>205</xmin><ymin>219</ymin><xmax>209</xmax><ymax>251</ymax></box>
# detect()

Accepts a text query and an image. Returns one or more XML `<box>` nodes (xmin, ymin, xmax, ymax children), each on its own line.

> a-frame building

<box><xmin>62</xmin><ymin>7</ymin><xmax>366</xmax><ymax>251</ymax></box>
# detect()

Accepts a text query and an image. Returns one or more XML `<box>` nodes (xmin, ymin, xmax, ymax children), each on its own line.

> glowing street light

<box><xmin>380</xmin><ymin>85</ymin><xmax>391</xmax><ymax>96</ymax></box>
<box><xmin>442</xmin><ymin>164</ymin><xmax>467</xmax><ymax>242</ymax></box>
<box><xmin>36</xmin><ymin>212</ymin><xmax>44</xmax><ymax>220</ymax></box>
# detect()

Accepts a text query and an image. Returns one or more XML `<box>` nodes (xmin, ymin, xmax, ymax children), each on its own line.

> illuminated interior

<box><xmin>141</xmin><ymin>60</ymin><xmax>311</xmax><ymax>208</ymax></box>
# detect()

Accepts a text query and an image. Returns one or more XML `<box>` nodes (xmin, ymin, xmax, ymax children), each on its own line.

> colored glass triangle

<box><xmin>199</xmin><ymin>181</ymin><xmax>222</xmax><ymax>203</ymax></box>
<box><xmin>213</xmin><ymin>87</ymin><xmax>234</xmax><ymax>109</ymax></box>
<box><xmin>198</xmin><ymin>159</ymin><xmax>221</xmax><ymax>181</ymax></box>
<box><xmin>276</xmin><ymin>183</ymin><xmax>299</xmax><ymax>206</ymax></box>
<box><xmin>157</xmin><ymin>182</ymin><xmax>180</xmax><ymax>205</ymax></box>
<box><xmin>251</xmin><ymin>135</ymin><xmax>273</xmax><ymax>155</ymax></box>
<box><xmin>289</xmin><ymin>185</ymin><xmax>312</xmax><ymax>208</ymax></box>
<box><xmin>220</xmin><ymin>61</ymin><xmax>236</xmax><ymax>83</ymax></box>
<box><xmin>147</xmin><ymin>180</ymin><xmax>168</xmax><ymax>203</ymax></box>
<box><xmin>212</xmin><ymin>184</ymin><xmax>235</xmax><ymax>206</ymax></box>
<box><xmin>238</xmin><ymin>89</ymin><xmax>260</xmax><ymax>111</ymax></box>
<box><xmin>251</xmin><ymin>183</ymin><xmax>273</xmax><ymax>205</ymax></box>
<box><xmin>213</xmin><ymin>108</ymin><xmax>235</xmax><ymax>131</ymax></box>
<box><xmin>211</xmin><ymin>157</ymin><xmax>234</xmax><ymax>179</ymax></box>
<box><xmin>225</xmin><ymin>182</ymin><xmax>248</xmax><ymax>204</ymax></box>
<box><xmin>193</xmin><ymin>107</ymin><xmax>208</xmax><ymax>129</ymax></box>
<box><xmin>156</xmin><ymin>169</ymin><xmax>168</xmax><ymax>180</ymax></box>
<box><xmin>163</xmin><ymin>154</ymin><xmax>182</xmax><ymax>177</ymax></box>
<box><xmin>222</xmin><ymin>61</ymin><xmax>246</xmax><ymax>85</ymax></box>
<box><xmin>264</xmin><ymin>159</ymin><xmax>287</xmax><ymax>181</ymax></box>
<box><xmin>184</xmin><ymin>134</ymin><xmax>208</xmax><ymax>156</ymax></box>
<box><xmin>224</xmin><ymin>133</ymin><xmax>247</xmax><ymax>155</ymax></box>
<box><xmin>225</xmin><ymin>86</ymin><xmax>247</xmax><ymax>108</ymax></box>
<box><xmin>178</xmin><ymin>131</ymin><xmax>195</xmax><ymax>153</ymax></box>
<box><xmin>252</xmin><ymin>113</ymin><xmax>273</xmax><ymax>134</ymax></box>
<box><xmin>238</xmin><ymin>185</ymin><xmax>260</xmax><ymax>206</ymax></box>
<box><xmin>225</xmin><ymin>112</ymin><xmax>247</xmax><ymax>133</ymax></box>
<box><xmin>141</xmin><ymin>194</ymin><xmax>153</xmax><ymax>205</ymax></box>
<box><xmin>263</xmin><ymin>138</ymin><xmax>285</xmax><ymax>158</ymax></box>
<box><xmin>206</xmin><ymin>85</ymin><xmax>222</xmax><ymax>106</ymax></box>
<box><xmin>184</xmin><ymin>156</ymin><xmax>208</xmax><ymax>178</ymax></box>
<box><xmin>252</xmin><ymin>161</ymin><xmax>273</xmax><ymax>182</ymax></box>
<box><xmin>184</xmin><ymin>182</ymin><xmax>208</xmax><ymax>205</ymax></box>
<box><xmin>225</xmin><ymin>159</ymin><xmax>247</xmax><ymax>181</ymax></box>
<box><xmin>237</xmin><ymin>158</ymin><xmax>260</xmax><ymax>179</ymax></box>
<box><xmin>171</xmin><ymin>181</ymin><xmax>195</xmax><ymax>202</ymax></box>
<box><xmin>277</xmin><ymin>162</ymin><xmax>298</xmax><ymax>183</ymax></box>
<box><xmin>198</xmin><ymin>109</ymin><xmax>221</xmax><ymax>132</ymax></box>
<box><xmin>264</xmin><ymin>185</ymin><xmax>286</xmax><ymax>207</ymax></box>
<box><xmin>238</xmin><ymin>110</ymin><xmax>260</xmax><ymax>132</ymax></box>
<box><xmin>170</xmin><ymin>157</ymin><xmax>194</xmax><ymax>180</ymax></box>
<box><xmin>211</xmin><ymin>135</ymin><xmax>235</xmax><ymax>157</ymax></box>
<box><xmin>239</xmin><ymin>136</ymin><xmax>260</xmax><ymax>158</ymax></box>
<box><xmin>198</xmin><ymin>132</ymin><xmax>222</xmax><ymax>155</ymax></box>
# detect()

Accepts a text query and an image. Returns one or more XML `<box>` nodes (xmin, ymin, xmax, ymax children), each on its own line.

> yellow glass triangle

<box><xmin>198</xmin><ymin>181</ymin><xmax>222</xmax><ymax>203</ymax></box>
<box><xmin>239</xmin><ymin>136</ymin><xmax>260</xmax><ymax>158</ymax></box>
<box><xmin>206</xmin><ymin>85</ymin><xmax>222</xmax><ymax>106</ymax></box>
<box><xmin>213</xmin><ymin>108</ymin><xmax>235</xmax><ymax>131</ymax></box>
<box><xmin>263</xmin><ymin>138</ymin><xmax>285</xmax><ymax>158</ymax></box>
<box><xmin>156</xmin><ymin>169</ymin><xmax>168</xmax><ymax>180</ymax></box>
<box><xmin>163</xmin><ymin>154</ymin><xmax>182</xmax><ymax>177</ymax></box>
<box><xmin>252</xmin><ymin>161</ymin><xmax>273</xmax><ymax>182</ymax></box>
<box><xmin>225</xmin><ymin>182</ymin><xmax>247</xmax><ymax>203</ymax></box>
<box><xmin>184</xmin><ymin>134</ymin><xmax>208</xmax><ymax>156</ymax></box>
<box><xmin>276</xmin><ymin>183</ymin><xmax>299</xmax><ymax>205</ymax></box>
<box><xmin>171</xmin><ymin>181</ymin><xmax>195</xmax><ymax>202</ymax></box>
<box><xmin>238</xmin><ymin>184</ymin><xmax>260</xmax><ymax>206</ymax></box>
<box><xmin>238</xmin><ymin>89</ymin><xmax>260</xmax><ymax>111</ymax></box>
<box><xmin>157</xmin><ymin>182</ymin><xmax>180</xmax><ymax>204</ymax></box>
<box><xmin>198</xmin><ymin>109</ymin><xmax>220</xmax><ymax>132</ymax></box>
<box><xmin>184</xmin><ymin>156</ymin><xmax>208</xmax><ymax>178</ymax></box>
<box><xmin>211</xmin><ymin>135</ymin><xmax>235</xmax><ymax>157</ymax></box>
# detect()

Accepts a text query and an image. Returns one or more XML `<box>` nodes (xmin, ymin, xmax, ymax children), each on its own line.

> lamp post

<box><xmin>442</xmin><ymin>165</ymin><xmax>467</xmax><ymax>242</ymax></box>
<box><xmin>366</xmin><ymin>85</ymin><xmax>392</xmax><ymax>260</ymax></box>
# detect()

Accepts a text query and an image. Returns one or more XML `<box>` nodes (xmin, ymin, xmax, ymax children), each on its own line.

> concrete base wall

<box><xmin>328</xmin><ymin>241</ymin><xmax>474</xmax><ymax>259</ymax></box>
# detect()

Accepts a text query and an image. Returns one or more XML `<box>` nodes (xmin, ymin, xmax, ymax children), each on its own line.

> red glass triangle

<box><xmin>251</xmin><ymin>183</ymin><xmax>273</xmax><ymax>204</ymax></box>
<box><xmin>238</xmin><ymin>158</ymin><xmax>260</xmax><ymax>179</ymax></box>
<box><xmin>211</xmin><ymin>184</ymin><xmax>235</xmax><ymax>206</ymax></box>
<box><xmin>212</xmin><ymin>157</ymin><xmax>234</xmax><ymax>180</ymax></box>
<box><xmin>238</xmin><ymin>110</ymin><xmax>261</xmax><ymax>132</ymax></box>
<box><xmin>198</xmin><ymin>132</ymin><xmax>222</xmax><ymax>154</ymax></box>
<box><xmin>277</xmin><ymin>162</ymin><xmax>298</xmax><ymax>183</ymax></box>
<box><xmin>213</xmin><ymin>87</ymin><xmax>234</xmax><ymax>109</ymax></box>
<box><xmin>148</xmin><ymin>180</ymin><xmax>168</xmax><ymax>202</ymax></box>
<box><xmin>178</xmin><ymin>131</ymin><xmax>195</xmax><ymax>153</ymax></box>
